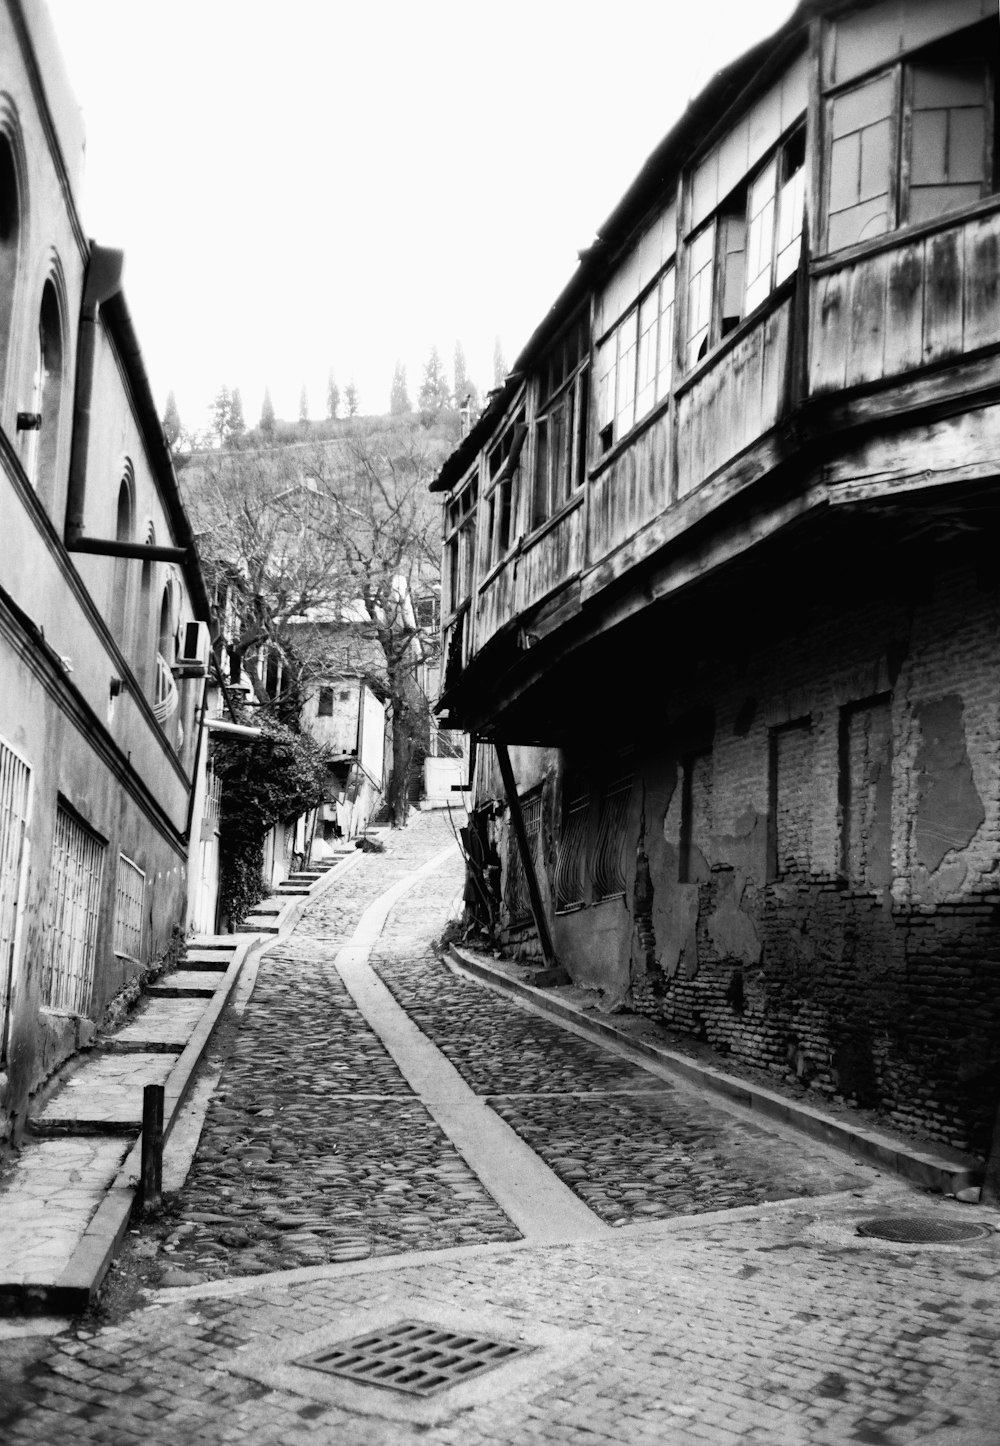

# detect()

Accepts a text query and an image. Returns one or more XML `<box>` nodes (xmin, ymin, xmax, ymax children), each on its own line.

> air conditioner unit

<box><xmin>174</xmin><ymin>620</ymin><xmax>211</xmax><ymax>676</ymax></box>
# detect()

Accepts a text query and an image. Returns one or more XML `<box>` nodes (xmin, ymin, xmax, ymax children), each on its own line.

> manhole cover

<box><xmin>856</xmin><ymin>1215</ymin><xmax>992</xmax><ymax>1245</ymax></box>
<box><xmin>297</xmin><ymin>1320</ymin><xmax>534</xmax><ymax>1397</ymax></box>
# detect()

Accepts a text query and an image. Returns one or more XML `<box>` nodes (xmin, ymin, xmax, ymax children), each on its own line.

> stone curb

<box><xmin>33</xmin><ymin>852</ymin><xmax>366</xmax><ymax>1314</ymax></box>
<box><xmin>446</xmin><ymin>945</ymin><xmax>982</xmax><ymax>1199</ymax></box>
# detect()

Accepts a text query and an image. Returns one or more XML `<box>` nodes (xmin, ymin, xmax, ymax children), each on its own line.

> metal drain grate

<box><xmin>856</xmin><ymin>1215</ymin><xmax>992</xmax><ymax>1245</ymax></box>
<box><xmin>297</xmin><ymin>1320</ymin><xmax>534</xmax><ymax>1397</ymax></box>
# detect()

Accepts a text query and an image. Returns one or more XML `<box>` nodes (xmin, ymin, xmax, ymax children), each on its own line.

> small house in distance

<box><xmin>432</xmin><ymin>0</ymin><xmax>1000</xmax><ymax>1162</ymax></box>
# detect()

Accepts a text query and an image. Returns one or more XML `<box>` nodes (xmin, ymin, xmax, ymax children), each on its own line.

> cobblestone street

<box><xmin>2</xmin><ymin>810</ymin><xmax>998</xmax><ymax>1445</ymax></box>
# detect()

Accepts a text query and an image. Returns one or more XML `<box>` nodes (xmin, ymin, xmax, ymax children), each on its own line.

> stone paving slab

<box><xmin>103</xmin><ymin>998</ymin><xmax>205</xmax><ymax>1053</ymax></box>
<box><xmin>32</xmin><ymin>1054</ymin><xmax>175</xmax><ymax>1132</ymax></box>
<box><xmin>446</xmin><ymin>947</ymin><xmax>983</xmax><ymax>1196</ymax></box>
<box><xmin>0</xmin><ymin>1139</ymin><xmax>131</xmax><ymax>1292</ymax></box>
<box><xmin>3</xmin><ymin>1185</ymin><xmax>999</xmax><ymax>1444</ymax></box>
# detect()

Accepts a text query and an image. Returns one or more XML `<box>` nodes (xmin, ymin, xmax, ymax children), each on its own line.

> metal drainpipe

<box><xmin>64</xmin><ymin>245</ymin><xmax>126</xmax><ymax>551</ymax></box>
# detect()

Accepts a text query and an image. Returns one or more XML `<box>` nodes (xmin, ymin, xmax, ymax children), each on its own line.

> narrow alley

<box><xmin>2</xmin><ymin>812</ymin><xmax>998</xmax><ymax>1446</ymax></box>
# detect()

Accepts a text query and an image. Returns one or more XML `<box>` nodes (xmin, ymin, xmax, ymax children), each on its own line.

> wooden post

<box><xmin>494</xmin><ymin>740</ymin><xmax>557</xmax><ymax>967</ymax></box>
<box><xmin>140</xmin><ymin>1083</ymin><xmax>164</xmax><ymax>1211</ymax></box>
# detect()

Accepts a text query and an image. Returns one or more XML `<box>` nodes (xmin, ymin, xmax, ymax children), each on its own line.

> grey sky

<box><xmin>45</xmin><ymin>0</ymin><xmax>796</xmax><ymax>433</ymax></box>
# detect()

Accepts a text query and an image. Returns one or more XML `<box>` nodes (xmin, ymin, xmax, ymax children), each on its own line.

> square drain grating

<box><xmin>297</xmin><ymin>1320</ymin><xmax>535</xmax><ymax>1398</ymax></box>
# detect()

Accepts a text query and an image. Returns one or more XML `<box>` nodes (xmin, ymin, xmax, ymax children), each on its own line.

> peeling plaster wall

<box><xmin>619</xmin><ymin>561</ymin><xmax>1000</xmax><ymax>1157</ymax></box>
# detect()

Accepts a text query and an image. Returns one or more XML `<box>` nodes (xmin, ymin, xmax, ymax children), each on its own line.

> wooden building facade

<box><xmin>433</xmin><ymin>0</ymin><xmax>1000</xmax><ymax>1159</ymax></box>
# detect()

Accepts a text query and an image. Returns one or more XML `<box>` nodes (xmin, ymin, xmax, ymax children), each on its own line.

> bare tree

<box><xmin>300</xmin><ymin>423</ymin><xmax>443</xmax><ymax>825</ymax></box>
<box><xmin>182</xmin><ymin>446</ymin><xmax>347</xmax><ymax>720</ymax></box>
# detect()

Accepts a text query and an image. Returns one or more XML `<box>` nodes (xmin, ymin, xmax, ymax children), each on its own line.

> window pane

<box><xmin>828</xmin><ymin>75</ymin><xmax>894</xmax><ymax>250</ymax></box>
<box><xmin>908</xmin><ymin>181</ymin><xmax>982</xmax><ymax>223</ymax></box>
<box><xmin>745</xmin><ymin>161</ymin><xmax>776</xmax><ymax>314</ymax></box>
<box><xmin>831</xmin><ymin>73</ymin><xmax>893</xmax><ymax>140</ymax></box>
<box><xmin>615</xmin><ymin>308</ymin><xmax>638</xmax><ymax>437</ymax></box>
<box><xmin>635</xmin><ymin>289</ymin><xmax>659</xmax><ymax>420</ymax></box>
<box><xmin>859</xmin><ymin>117</ymin><xmax>892</xmax><ymax>201</ymax></box>
<box><xmin>656</xmin><ymin>268</ymin><xmax>675</xmax><ymax>400</ymax></box>
<box><xmin>596</xmin><ymin>335</ymin><xmax>616</xmax><ymax>436</ymax></box>
<box><xmin>686</xmin><ymin>223</ymin><xmax>715</xmax><ymax>368</ymax></box>
<box><xmin>775</xmin><ymin>162</ymin><xmax>805</xmax><ymax>284</ymax></box>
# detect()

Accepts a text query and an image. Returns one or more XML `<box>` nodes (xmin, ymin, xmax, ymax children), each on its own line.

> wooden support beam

<box><xmin>494</xmin><ymin>741</ymin><xmax>557</xmax><ymax>968</ymax></box>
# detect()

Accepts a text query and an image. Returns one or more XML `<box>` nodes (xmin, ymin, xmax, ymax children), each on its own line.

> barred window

<box><xmin>592</xmin><ymin>776</ymin><xmax>632</xmax><ymax>901</ymax></box>
<box><xmin>554</xmin><ymin>788</ymin><xmax>589</xmax><ymax>912</ymax></box>
<box><xmin>43</xmin><ymin>804</ymin><xmax>105</xmax><ymax>1014</ymax></box>
<box><xmin>0</xmin><ymin>736</ymin><xmax>32</xmax><ymax>1062</ymax></box>
<box><xmin>504</xmin><ymin>792</ymin><xmax>542</xmax><ymax>923</ymax></box>
<box><xmin>114</xmin><ymin>853</ymin><xmax>146</xmax><ymax>961</ymax></box>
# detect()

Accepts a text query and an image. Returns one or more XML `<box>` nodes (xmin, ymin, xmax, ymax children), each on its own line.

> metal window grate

<box><xmin>504</xmin><ymin>793</ymin><xmax>542</xmax><ymax>923</ymax></box>
<box><xmin>554</xmin><ymin>792</ymin><xmax>589</xmax><ymax>911</ymax></box>
<box><xmin>592</xmin><ymin>776</ymin><xmax>631</xmax><ymax>900</ymax></box>
<box><xmin>204</xmin><ymin>766</ymin><xmax>222</xmax><ymax>830</ymax></box>
<box><xmin>43</xmin><ymin>805</ymin><xmax>105</xmax><ymax>1014</ymax></box>
<box><xmin>297</xmin><ymin>1320</ymin><xmax>532</xmax><ymax>1398</ymax></box>
<box><xmin>856</xmin><ymin>1216</ymin><xmax>991</xmax><ymax>1245</ymax></box>
<box><xmin>0</xmin><ymin>738</ymin><xmax>32</xmax><ymax>1062</ymax></box>
<box><xmin>113</xmin><ymin>853</ymin><xmax>145</xmax><ymax>961</ymax></box>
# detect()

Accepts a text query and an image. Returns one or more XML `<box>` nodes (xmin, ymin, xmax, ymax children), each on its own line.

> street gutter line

<box><xmin>333</xmin><ymin>844</ymin><xmax>610</xmax><ymax>1245</ymax></box>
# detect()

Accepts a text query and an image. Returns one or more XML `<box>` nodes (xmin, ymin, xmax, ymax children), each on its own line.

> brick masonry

<box><xmin>478</xmin><ymin>551</ymin><xmax>1000</xmax><ymax>1158</ymax></box>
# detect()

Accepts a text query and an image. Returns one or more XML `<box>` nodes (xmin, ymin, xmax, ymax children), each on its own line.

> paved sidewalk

<box><xmin>3</xmin><ymin>1184</ymin><xmax>998</xmax><ymax>1444</ymax></box>
<box><xmin>444</xmin><ymin>947</ymin><xmax>984</xmax><ymax>1199</ymax></box>
<box><xmin>0</xmin><ymin>849</ymin><xmax>358</xmax><ymax>1313</ymax></box>
<box><xmin>3</xmin><ymin>812</ymin><xmax>999</xmax><ymax>1445</ymax></box>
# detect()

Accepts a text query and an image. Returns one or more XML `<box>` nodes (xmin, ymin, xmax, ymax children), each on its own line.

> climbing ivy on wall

<box><xmin>213</xmin><ymin>720</ymin><xmax>331</xmax><ymax>928</ymax></box>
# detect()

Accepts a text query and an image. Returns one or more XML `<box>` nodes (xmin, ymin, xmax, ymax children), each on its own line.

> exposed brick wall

<box><xmin>625</xmin><ymin>557</ymin><xmax>1000</xmax><ymax>1156</ymax></box>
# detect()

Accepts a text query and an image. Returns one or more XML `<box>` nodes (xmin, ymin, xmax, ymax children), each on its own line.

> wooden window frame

<box><xmin>822</xmin><ymin>21</ymin><xmax>997</xmax><ymax>254</ymax></box>
<box><xmin>684</xmin><ymin>125</ymin><xmax>805</xmax><ymax>374</ymax></box>
<box><xmin>597</xmin><ymin>263</ymin><xmax>676</xmax><ymax>453</ymax></box>
<box><xmin>529</xmin><ymin>316</ymin><xmax>589</xmax><ymax>533</ymax></box>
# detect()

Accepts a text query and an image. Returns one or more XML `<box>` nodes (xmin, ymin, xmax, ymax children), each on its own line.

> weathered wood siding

<box><xmin>587</xmin><ymin>410</ymin><xmax>671</xmax><ymax>566</ymax></box>
<box><xmin>476</xmin><ymin>553</ymin><xmax>517</xmax><ymax>652</ymax></box>
<box><xmin>472</xmin><ymin>499</ymin><xmax>585</xmax><ymax>658</ymax></box>
<box><xmin>517</xmin><ymin>498</ymin><xmax>584</xmax><ymax>614</ymax></box>
<box><xmin>810</xmin><ymin>207</ymin><xmax>1000</xmax><ymax>394</ymax></box>
<box><xmin>676</xmin><ymin>298</ymin><xmax>792</xmax><ymax>499</ymax></box>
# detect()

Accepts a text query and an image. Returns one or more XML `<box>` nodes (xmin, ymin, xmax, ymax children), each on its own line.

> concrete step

<box><xmin>147</xmin><ymin>969</ymin><xmax>225</xmax><ymax>998</ymax></box>
<box><xmin>100</xmin><ymin>997</ymin><xmax>205</xmax><ymax>1054</ymax></box>
<box><xmin>30</xmin><ymin>1053</ymin><xmax>174</xmax><ymax>1136</ymax></box>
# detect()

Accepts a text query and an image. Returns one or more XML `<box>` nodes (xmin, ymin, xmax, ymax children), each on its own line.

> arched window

<box><xmin>153</xmin><ymin>578</ymin><xmax>179</xmax><ymax>728</ymax></box>
<box><xmin>136</xmin><ymin>522</ymin><xmax>155</xmax><ymax>690</ymax></box>
<box><xmin>22</xmin><ymin>277</ymin><xmax>64</xmax><ymax>499</ymax></box>
<box><xmin>109</xmin><ymin>465</ymin><xmax>134</xmax><ymax>644</ymax></box>
<box><xmin>0</xmin><ymin>129</ymin><xmax>21</xmax><ymax>424</ymax></box>
<box><xmin>35</xmin><ymin>278</ymin><xmax>65</xmax><ymax>504</ymax></box>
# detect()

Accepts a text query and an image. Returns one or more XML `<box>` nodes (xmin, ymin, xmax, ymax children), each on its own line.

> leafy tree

<box><xmin>390</xmin><ymin>360</ymin><xmax>410</xmax><ymax>415</ymax></box>
<box><xmin>259</xmin><ymin>386</ymin><xmax>275</xmax><ymax>437</ymax></box>
<box><xmin>418</xmin><ymin>345</ymin><xmax>450</xmax><ymax>419</ymax></box>
<box><xmin>214</xmin><ymin>719</ymin><xmax>331</xmax><ymax>927</ymax></box>
<box><xmin>299</xmin><ymin>385</ymin><xmax>309</xmax><ymax>424</ymax></box>
<box><xmin>345</xmin><ymin>379</ymin><xmax>360</xmax><ymax>417</ymax></box>
<box><xmin>492</xmin><ymin>335</ymin><xmax>507</xmax><ymax>387</ymax></box>
<box><xmin>326</xmin><ymin>371</ymin><xmax>340</xmax><ymax>421</ymax></box>
<box><xmin>228</xmin><ymin>387</ymin><xmax>246</xmax><ymax>444</ymax></box>
<box><xmin>162</xmin><ymin>390</ymin><xmax>182</xmax><ymax>452</ymax></box>
<box><xmin>211</xmin><ymin>384</ymin><xmax>233</xmax><ymax>446</ymax></box>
